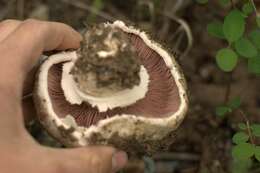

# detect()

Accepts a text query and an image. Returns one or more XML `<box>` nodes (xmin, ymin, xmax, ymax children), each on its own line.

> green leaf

<box><xmin>196</xmin><ymin>0</ymin><xmax>208</xmax><ymax>4</ymax></box>
<box><xmin>88</xmin><ymin>0</ymin><xmax>104</xmax><ymax>22</ymax></box>
<box><xmin>228</xmin><ymin>97</ymin><xmax>241</xmax><ymax>109</ymax></box>
<box><xmin>232</xmin><ymin>143</ymin><xmax>255</xmax><ymax>160</ymax></box>
<box><xmin>207</xmin><ymin>21</ymin><xmax>225</xmax><ymax>39</ymax></box>
<box><xmin>249</xmin><ymin>30</ymin><xmax>260</xmax><ymax>50</ymax></box>
<box><xmin>216</xmin><ymin>106</ymin><xmax>232</xmax><ymax>117</ymax></box>
<box><xmin>232</xmin><ymin>132</ymin><xmax>249</xmax><ymax>144</ymax></box>
<box><xmin>251</xmin><ymin>124</ymin><xmax>260</xmax><ymax>137</ymax></box>
<box><xmin>242</xmin><ymin>2</ymin><xmax>254</xmax><ymax>16</ymax></box>
<box><xmin>216</xmin><ymin>48</ymin><xmax>238</xmax><ymax>72</ymax></box>
<box><xmin>231</xmin><ymin>158</ymin><xmax>252</xmax><ymax>173</ymax></box>
<box><xmin>257</xmin><ymin>16</ymin><xmax>260</xmax><ymax>28</ymax></box>
<box><xmin>238</xmin><ymin>123</ymin><xmax>247</xmax><ymax>130</ymax></box>
<box><xmin>223</xmin><ymin>10</ymin><xmax>246</xmax><ymax>43</ymax></box>
<box><xmin>255</xmin><ymin>146</ymin><xmax>260</xmax><ymax>161</ymax></box>
<box><xmin>235</xmin><ymin>37</ymin><xmax>258</xmax><ymax>58</ymax></box>
<box><xmin>248</xmin><ymin>56</ymin><xmax>260</xmax><ymax>74</ymax></box>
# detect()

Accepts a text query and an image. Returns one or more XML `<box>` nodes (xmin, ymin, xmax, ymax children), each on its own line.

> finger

<box><xmin>0</xmin><ymin>19</ymin><xmax>82</xmax><ymax>94</ymax></box>
<box><xmin>50</xmin><ymin>146</ymin><xmax>128</xmax><ymax>173</ymax></box>
<box><xmin>0</xmin><ymin>19</ymin><xmax>82</xmax><ymax>75</ymax></box>
<box><xmin>0</xmin><ymin>19</ymin><xmax>21</xmax><ymax>42</ymax></box>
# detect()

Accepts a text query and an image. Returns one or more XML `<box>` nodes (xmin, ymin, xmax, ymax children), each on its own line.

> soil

<box><xmin>2</xmin><ymin>0</ymin><xmax>260</xmax><ymax>173</ymax></box>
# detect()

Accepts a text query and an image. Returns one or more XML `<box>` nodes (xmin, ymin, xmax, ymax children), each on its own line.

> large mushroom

<box><xmin>34</xmin><ymin>21</ymin><xmax>188</xmax><ymax>156</ymax></box>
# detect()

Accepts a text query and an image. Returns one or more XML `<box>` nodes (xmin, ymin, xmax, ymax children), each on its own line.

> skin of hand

<box><xmin>0</xmin><ymin>19</ymin><xmax>128</xmax><ymax>173</ymax></box>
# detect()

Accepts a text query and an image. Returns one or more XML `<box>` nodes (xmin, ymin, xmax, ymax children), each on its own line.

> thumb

<box><xmin>50</xmin><ymin>146</ymin><xmax>128</xmax><ymax>173</ymax></box>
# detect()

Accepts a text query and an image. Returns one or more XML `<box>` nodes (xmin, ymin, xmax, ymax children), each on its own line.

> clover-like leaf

<box><xmin>238</xmin><ymin>123</ymin><xmax>247</xmax><ymax>130</ymax></box>
<box><xmin>216</xmin><ymin>48</ymin><xmax>238</xmax><ymax>72</ymax></box>
<box><xmin>207</xmin><ymin>21</ymin><xmax>225</xmax><ymax>39</ymax></box>
<box><xmin>242</xmin><ymin>2</ymin><xmax>254</xmax><ymax>16</ymax></box>
<box><xmin>232</xmin><ymin>143</ymin><xmax>255</xmax><ymax>160</ymax></box>
<box><xmin>223</xmin><ymin>10</ymin><xmax>245</xmax><ymax>43</ymax></box>
<box><xmin>235</xmin><ymin>37</ymin><xmax>257</xmax><ymax>58</ymax></box>
<box><xmin>248</xmin><ymin>56</ymin><xmax>260</xmax><ymax>74</ymax></box>
<box><xmin>228</xmin><ymin>97</ymin><xmax>241</xmax><ymax>109</ymax></box>
<box><xmin>232</xmin><ymin>132</ymin><xmax>249</xmax><ymax>144</ymax></box>
<box><xmin>255</xmin><ymin>146</ymin><xmax>260</xmax><ymax>162</ymax></box>
<box><xmin>249</xmin><ymin>30</ymin><xmax>260</xmax><ymax>50</ymax></box>
<box><xmin>216</xmin><ymin>106</ymin><xmax>232</xmax><ymax>117</ymax></box>
<box><xmin>251</xmin><ymin>124</ymin><xmax>260</xmax><ymax>137</ymax></box>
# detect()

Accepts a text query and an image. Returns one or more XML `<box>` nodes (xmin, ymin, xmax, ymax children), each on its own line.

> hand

<box><xmin>0</xmin><ymin>19</ymin><xmax>128</xmax><ymax>173</ymax></box>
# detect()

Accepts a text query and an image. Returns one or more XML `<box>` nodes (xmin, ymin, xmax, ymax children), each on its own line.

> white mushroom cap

<box><xmin>34</xmin><ymin>21</ymin><xmax>188</xmax><ymax>155</ymax></box>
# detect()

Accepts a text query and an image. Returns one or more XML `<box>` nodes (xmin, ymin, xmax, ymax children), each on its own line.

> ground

<box><xmin>1</xmin><ymin>0</ymin><xmax>260</xmax><ymax>172</ymax></box>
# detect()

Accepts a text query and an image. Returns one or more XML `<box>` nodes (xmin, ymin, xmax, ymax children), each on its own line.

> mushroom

<box><xmin>34</xmin><ymin>21</ymin><xmax>188</xmax><ymax>156</ymax></box>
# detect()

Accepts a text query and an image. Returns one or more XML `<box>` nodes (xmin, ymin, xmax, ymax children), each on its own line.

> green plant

<box><xmin>197</xmin><ymin>0</ymin><xmax>260</xmax><ymax>172</ymax></box>
<box><xmin>88</xmin><ymin>0</ymin><xmax>105</xmax><ymax>22</ymax></box>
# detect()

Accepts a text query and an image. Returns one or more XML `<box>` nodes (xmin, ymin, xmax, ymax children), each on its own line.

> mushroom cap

<box><xmin>34</xmin><ymin>21</ymin><xmax>188</xmax><ymax>156</ymax></box>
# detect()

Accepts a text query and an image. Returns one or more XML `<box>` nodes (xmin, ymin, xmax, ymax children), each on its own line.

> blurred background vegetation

<box><xmin>1</xmin><ymin>0</ymin><xmax>260</xmax><ymax>173</ymax></box>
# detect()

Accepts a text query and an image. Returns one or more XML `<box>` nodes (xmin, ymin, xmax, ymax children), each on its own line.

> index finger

<box><xmin>0</xmin><ymin>19</ymin><xmax>82</xmax><ymax>96</ymax></box>
<box><xmin>0</xmin><ymin>19</ymin><xmax>82</xmax><ymax>80</ymax></box>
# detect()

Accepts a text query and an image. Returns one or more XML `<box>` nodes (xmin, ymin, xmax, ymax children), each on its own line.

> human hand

<box><xmin>0</xmin><ymin>19</ymin><xmax>128</xmax><ymax>173</ymax></box>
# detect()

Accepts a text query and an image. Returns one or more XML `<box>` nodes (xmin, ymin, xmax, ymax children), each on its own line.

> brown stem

<box><xmin>230</xmin><ymin>0</ymin><xmax>235</xmax><ymax>8</ymax></box>
<box><xmin>249</xmin><ymin>0</ymin><xmax>258</xmax><ymax>16</ymax></box>
<box><xmin>238</xmin><ymin>109</ymin><xmax>255</xmax><ymax>145</ymax></box>
<box><xmin>224</xmin><ymin>74</ymin><xmax>232</xmax><ymax>104</ymax></box>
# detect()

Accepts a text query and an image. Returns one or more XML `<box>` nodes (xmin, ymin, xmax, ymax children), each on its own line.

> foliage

<box><xmin>197</xmin><ymin>0</ymin><xmax>260</xmax><ymax>172</ymax></box>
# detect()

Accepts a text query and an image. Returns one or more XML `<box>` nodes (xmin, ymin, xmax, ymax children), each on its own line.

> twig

<box><xmin>249</xmin><ymin>0</ymin><xmax>258</xmax><ymax>15</ymax></box>
<box><xmin>238</xmin><ymin>109</ymin><xmax>255</xmax><ymax>145</ymax></box>
<box><xmin>159</xmin><ymin>12</ymin><xmax>193</xmax><ymax>59</ymax></box>
<box><xmin>224</xmin><ymin>73</ymin><xmax>232</xmax><ymax>104</ymax></box>
<box><xmin>230</xmin><ymin>0</ymin><xmax>235</xmax><ymax>8</ymax></box>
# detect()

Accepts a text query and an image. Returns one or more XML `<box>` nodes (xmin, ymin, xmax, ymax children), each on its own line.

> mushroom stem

<box><xmin>71</xmin><ymin>24</ymin><xmax>141</xmax><ymax>98</ymax></box>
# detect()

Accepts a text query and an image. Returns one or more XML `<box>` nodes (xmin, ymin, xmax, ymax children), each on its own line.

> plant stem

<box><xmin>230</xmin><ymin>0</ymin><xmax>235</xmax><ymax>8</ymax></box>
<box><xmin>249</xmin><ymin>0</ymin><xmax>258</xmax><ymax>16</ymax></box>
<box><xmin>224</xmin><ymin>74</ymin><xmax>232</xmax><ymax>104</ymax></box>
<box><xmin>238</xmin><ymin>109</ymin><xmax>255</xmax><ymax>145</ymax></box>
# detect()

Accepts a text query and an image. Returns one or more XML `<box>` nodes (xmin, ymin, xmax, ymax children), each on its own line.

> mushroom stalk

<box><xmin>61</xmin><ymin>24</ymin><xmax>150</xmax><ymax>112</ymax></box>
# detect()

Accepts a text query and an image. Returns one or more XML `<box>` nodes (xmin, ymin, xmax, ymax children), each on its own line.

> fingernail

<box><xmin>112</xmin><ymin>151</ymin><xmax>128</xmax><ymax>172</ymax></box>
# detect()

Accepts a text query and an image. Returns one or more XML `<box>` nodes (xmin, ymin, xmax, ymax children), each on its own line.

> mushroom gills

<box><xmin>47</xmin><ymin>32</ymin><xmax>181</xmax><ymax>128</ymax></box>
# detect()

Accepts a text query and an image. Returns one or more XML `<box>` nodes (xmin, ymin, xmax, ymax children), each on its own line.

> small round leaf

<box><xmin>216</xmin><ymin>48</ymin><xmax>238</xmax><ymax>72</ymax></box>
<box><xmin>242</xmin><ymin>2</ymin><xmax>254</xmax><ymax>16</ymax></box>
<box><xmin>216</xmin><ymin>106</ymin><xmax>232</xmax><ymax>117</ymax></box>
<box><xmin>207</xmin><ymin>21</ymin><xmax>225</xmax><ymax>39</ymax></box>
<box><xmin>249</xmin><ymin>30</ymin><xmax>260</xmax><ymax>50</ymax></box>
<box><xmin>232</xmin><ymin>132</ymin><xmax>249</xmax><ymax>144</ymax></box>
<box><xmin>238</xmin><ymin>123</ymin><xmax>247</xmax><ymax>130</ymax></box>
<box><xmin>251</xmin><ymin>124</ymin><xmax>260</xmax><ymax>137</ymax></box>
<box><xmin>232</xmin><ymin>143</ymin><xmax>255</xmax><ymax>160</ymax></box>
<box><xmin>228</xmin><ymin>97</ymin><xmax>241</xmax><ymax>109</ymax></box>
<box><xmin>255</xmin><ymin>146</ymin><xmax>260</xmax><ymax>161</ymax></box>
<box><xmin>248</xmin><ymin>56</ymin><xmax>260</xmax><ymax>74</ymax></box>
<box><xmin>257</xmin><ymin>16</ymin><xmax>260</xmax><ymax>28</ymax></box>
<box><xmin>223</xmin><ymin>10</ymin><xmax>245</xmax><ymax>43</ymax></box>
<box><xmin>235</xmin><ymin>37</ymin><xmax>258</xmax><ymax>58</ymax></box>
